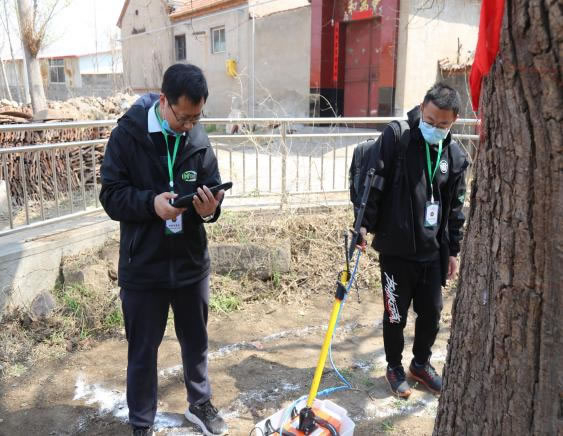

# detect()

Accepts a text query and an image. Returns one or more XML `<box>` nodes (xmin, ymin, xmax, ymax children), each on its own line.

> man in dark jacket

<box><xmin>100</xmin><ymin>64</ymin><xmax>228</xmax><ymax>436</ymax></box>
<box><xmin>357</xmin><ymin>83</ymin><xmax>469</xmax><ymax>398</ymax></box>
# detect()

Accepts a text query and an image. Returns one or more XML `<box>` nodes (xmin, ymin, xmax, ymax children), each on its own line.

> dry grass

<box><xmin>0</xmin><ymin>280</ymin><xmax>122</xmax><ymax>379</ymax></box>
<box><xmin>0</xmin><ymin>207</ymin><xmax>382</xmax><ymax>379</ymax></box>
<box><xmin>0</xmin><ymin>206</ymin><xmax>459</xmax><ymax>380</ymax></box>
<box><xmin>206</xmin><ymin>207</ymin><xmax>382</xmax><ymax>306</ymax></box>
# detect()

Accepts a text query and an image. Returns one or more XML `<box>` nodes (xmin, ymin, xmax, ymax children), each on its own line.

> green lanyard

<box><xmin>163</xmin><ymin>132</ymin><xmax>181</xmax><ymax>192</ymax></box>
<box><xmin>156</xmin><ymin>104</ymin><xmax>181</xmax><ymax>192</ymax></box>
<box><xmin>425</xmin><ymin>140</ymin><xmax>442</xmax><ymax>202</ymax></box>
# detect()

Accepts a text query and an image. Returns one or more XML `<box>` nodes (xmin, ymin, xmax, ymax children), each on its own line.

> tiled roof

<box><xmin>169</xmin><ymin>0</ymin><xmax>247</xmax><ymax>21</ymax></box>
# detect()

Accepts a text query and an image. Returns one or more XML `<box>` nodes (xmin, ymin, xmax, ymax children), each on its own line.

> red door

<box><xmin>343</xmin><ymin>19</ymin><xmax>381</xmax><ymax>117</ymax></box>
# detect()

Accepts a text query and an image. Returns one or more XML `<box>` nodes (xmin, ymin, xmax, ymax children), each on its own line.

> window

<box><xmin>49</xmin><ymin>59</ymin><xmax>65</xmax><ymax>83</ymax></box>
<box><xmin>175</xmin><ymin>34</ymin><xmax>186</xmax><ymax>61</ymax></box>
<box><xmin>211</xmin><ymin>26</ymin><xmax>226</xmax><ymax>54</ymax></box>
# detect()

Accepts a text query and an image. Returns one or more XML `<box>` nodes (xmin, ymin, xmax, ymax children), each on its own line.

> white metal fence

<box><xmin>0</xmin><ymin>117</ymin><xmax>478</xmax><ymax>236</ymax></box>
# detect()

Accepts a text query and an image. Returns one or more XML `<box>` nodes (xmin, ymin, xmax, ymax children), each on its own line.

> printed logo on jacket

<box><xmin>182</xmin><ymin>170</ymin><xmax>197</xmax><ymax>182</ymax></box>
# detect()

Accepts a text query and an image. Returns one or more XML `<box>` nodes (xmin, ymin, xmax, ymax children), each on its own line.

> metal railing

<box><xmin>0</xmin><ymin>117</ymin><xmax>478</xmax><ymax>236</ymax></box>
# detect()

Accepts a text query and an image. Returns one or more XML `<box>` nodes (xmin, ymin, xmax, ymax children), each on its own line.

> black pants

<box><xmin>120</xmin><ymin>276</ymin><xmax>211</xmax><ymax>428</ymax></box>
<box><xmin>379</xmin><ymin>255</ymin><xmax>443</xmax><ymax>368</ymax></box>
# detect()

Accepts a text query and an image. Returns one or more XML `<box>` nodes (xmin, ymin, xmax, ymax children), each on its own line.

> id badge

<box><xmin>424</xmin><ymin>201</ymin><xmax>440</xmax><ymax>228</ymax></box>
<box><xmin>165</xmin><ymin>214</ymin><xmax>183</xmax><ymax>235</ymax></box>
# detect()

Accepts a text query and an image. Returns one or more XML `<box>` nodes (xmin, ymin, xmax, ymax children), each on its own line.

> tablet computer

<box><xmin>172</xmin><ymin>182</ymin><xmax>233</xmax><ymax>208</ymax></box>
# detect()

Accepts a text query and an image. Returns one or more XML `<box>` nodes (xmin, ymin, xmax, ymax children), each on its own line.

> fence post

<box><xmin>51</xmin><ymin>150</ymin><xmax>60</xmax><ymax>217</ymax></box>
<box><xmin>37</xmin><ymin>152</ymin><xmax>45</xmax><ymax>220</ymax></box>
<box><xmin>280</xmin><ymin>121</ymin><xmax>288</xmax><ymax>209</ymax></box>
<box><xmin>2</xmin><ymin>154</ymin><xmax>14</xmax><ymax>229</ymax></box>
<box><xmin>79</xmin><ymin>147</ymin><xmax>86</xmax><ymax>211</ymax></box>
<box><xmin>20</xmin><ymin>154</ymin><xmax>29</xmax><ymax>224</ymax></box>
<box><xmin>91</xmin><ymin>144</ymin><xmax>98</xmax><ymax>208</ymax></box>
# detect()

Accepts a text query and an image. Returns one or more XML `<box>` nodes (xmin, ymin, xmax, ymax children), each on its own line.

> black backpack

<box><xmin>349</xmin><ymin>120</ymin><xmax>411</xmax><ymax>212</ymax></box>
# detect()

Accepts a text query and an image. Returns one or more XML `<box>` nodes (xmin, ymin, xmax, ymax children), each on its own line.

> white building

<box><xmin>0</xmin><ymin>0</ymin><xmax>125</xmax><ymax>103</ymax></box>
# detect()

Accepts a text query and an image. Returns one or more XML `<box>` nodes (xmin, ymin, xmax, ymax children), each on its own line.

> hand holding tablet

<box><xmin>172</xmin><ymin>182</ymin><xmax>233</xmax><ymax>208</ymax></box>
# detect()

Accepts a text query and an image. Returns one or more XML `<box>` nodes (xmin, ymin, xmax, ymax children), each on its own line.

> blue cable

<box><xmin>277</xmin><ymin>249</ymin><xmax>362</xmax><ymax>435</ymax></box>
<box><xmin>328</xmin><ymin>250</ymin><xmax>361</xmax><ymax>389</ymax></box>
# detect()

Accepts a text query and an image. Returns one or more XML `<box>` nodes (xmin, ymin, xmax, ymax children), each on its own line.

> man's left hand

<box><xmin>447</xmin><ymin>256</ymin><xmax>458</xmax><ymax>280</ymax></box>
<box><xmin>193</xmin><ymin>185</ymin><xmax>224</xmax><ymax>218</ymax></box>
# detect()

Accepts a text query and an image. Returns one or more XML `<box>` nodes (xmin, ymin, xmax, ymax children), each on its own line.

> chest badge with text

<box><xmin>182</xmin><ymin>170</ymin><xmax>197</xmax><ymax>182</ymax></box>
<box><xmin>439</xmin><ymin>160</ymin><xmax>448</xmax><ymax>174</ymax></box>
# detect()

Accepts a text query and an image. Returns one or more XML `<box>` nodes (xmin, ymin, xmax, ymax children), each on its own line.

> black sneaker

<box><xmin>409</xmin><ymin>359</ymin><xmax>442</xmax><ymax>394</ymax></box>
<box><xmin>185</xmin><ymin>400</ymin><xmax>228</xmax><ymax>436</ymax></box>
<box><xmin>131</xmin><ymin>426</ymin><xmax>154</xmax><ymax>436</ymax></box>
<box><xmin>385</xmin><ymin>365</ymin><xmax>412</xmax><ymax>398</ymax></box>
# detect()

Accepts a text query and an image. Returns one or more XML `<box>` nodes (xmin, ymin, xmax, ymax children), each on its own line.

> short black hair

<box><xmin>423</xmin><ymin>82</ymin><xmax>461</xmax><ymax>116</ymax></box>
<box><xmin>161</xmin><ymin>63</ymin><xmax>209</xmax><ymax>105</ymax></box>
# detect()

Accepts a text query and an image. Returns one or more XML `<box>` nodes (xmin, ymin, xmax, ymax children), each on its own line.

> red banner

<box><xmin>470</xmin><ymin>0</ymin><xmax>505</xmax><ymax>111</ymax></box>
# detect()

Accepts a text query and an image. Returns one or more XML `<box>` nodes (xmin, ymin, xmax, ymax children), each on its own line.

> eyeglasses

<box><xmin>421</xmin><ymin>115</ymin><xmax>453</xmax><ymax>130</ymax></box>
<box><xmin>167</xmin><ymin>100</ymin><xmax>203</xmax><ymax>126</ymax></box>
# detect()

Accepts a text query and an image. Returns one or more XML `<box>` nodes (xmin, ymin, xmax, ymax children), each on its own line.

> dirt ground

<box><xmin>0</xmin><ymin>281</ymin><xmax>454</xmax><ymax>436</ymax></box>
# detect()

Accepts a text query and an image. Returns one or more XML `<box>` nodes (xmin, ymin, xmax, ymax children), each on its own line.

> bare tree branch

<box><xmin>36</xmin><ymin>0</ymin><xmax>62</xmax><ymax>46</ymax></box>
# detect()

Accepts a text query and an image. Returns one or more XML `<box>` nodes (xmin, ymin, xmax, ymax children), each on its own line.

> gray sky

<box><xmin>1</xmin><ymin>0</ymin><xmax>125</xmax><ymax>59</ymax></box>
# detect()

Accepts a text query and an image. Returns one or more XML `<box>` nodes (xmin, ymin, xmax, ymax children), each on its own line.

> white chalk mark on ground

<box><xmin>73</xmin><ymin>375</ymin><xmax>128</xmax><ymax>420</ymax></box>
<box><xmin>359</xmin><ymin>394</ymin><xmax>438</xmax><ymax>420</ymax></box>
<box><xmin>160</xmin><ymin>321</ymin><xmax>381</xmax><ymax>379</ymax></box>
<box><xmin>73</xmin><ymin>317</ymin><xmax>441</xmax><ymax>431</ymax></box>
<box><xmin>224</xmin><ymin>381</ymin><xmax>302</xmax><ymax>420</ymax></box>
<box><xmin>159</xmin><ymin>364</ymin><xmax>183</xmax><ymax>378</ymax></box>
<box><xmin>73</xmin><ymin>374</ymin><xmax>204</xmax><ymax>432</ymax></box>
<box><xmin>163</xmin><ymin>430</ymin><xmax>202</xmax><ymax>436</ymax></box>
<box><xmin>352</xmin><ymin>360</ymin><xmax>374</xmax><ymax>372</ymax></box>
<box><xmin>153</xmin><ymin>413</ymin><xmax>186</xmax><ymax>430</ymax></box>
<box><xmin>73</xmin><ymin>373</ymin><xmax>302</xmax><ymax>433</ymax></box>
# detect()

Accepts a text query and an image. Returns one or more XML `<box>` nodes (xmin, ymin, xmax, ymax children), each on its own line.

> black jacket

<box><xmin>360</xmin><ymin>106</ymin><xmax>468</xmax><ymax>283</ymax></box>
<box><xmin>100</xmin><ymin>94</ymin><xmax>222</xmax><ymax>290</ymax></box>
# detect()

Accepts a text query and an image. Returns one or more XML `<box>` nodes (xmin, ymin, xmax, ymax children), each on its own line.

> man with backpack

<box><xmin>351</xmin><ymin>83</ymin><xmax>469</xmax><ymax>398</ymax></box>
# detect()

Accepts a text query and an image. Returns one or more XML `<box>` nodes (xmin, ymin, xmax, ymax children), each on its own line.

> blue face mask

<box><xmin>155</xmin><ymin>102</ymin><xmax>182</xmax><ymax>136</ymax></box>
<box><xmin>161</xmin><ymin>118</ymin><xmax>182</xmax><ymax>137</ymax></box>
<box><xmin>419</xmin><ymin>119</ymin><xmax>450</xmax><ymax>144</ymax></box>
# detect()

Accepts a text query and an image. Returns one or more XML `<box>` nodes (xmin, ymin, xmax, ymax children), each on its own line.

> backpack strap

<box><xmin>349</xmin><ymin>138</ymin><xmax>376</xmax><ymax>205</ymax></box>
<box><xmin>388</xmin><ymin>119</ymin><xmax>411</xmax><ymax>161</ymax></box>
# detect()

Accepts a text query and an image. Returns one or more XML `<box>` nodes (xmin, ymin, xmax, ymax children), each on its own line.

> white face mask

<box><xmin>419</xmin><ymin>119</ymin><xmax>450</xmax><ymax>144</ymax></box>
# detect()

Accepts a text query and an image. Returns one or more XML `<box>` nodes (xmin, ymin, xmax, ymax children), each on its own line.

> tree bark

<box><xmin>0</xmin><ymin>58</ymin><xmax>12</xmax><ymax>100</ymax></box>
<box><xmin>16</xmin><ymin>0</ymin><xmax>47</xmax><ymax>114</ymax></box>
<box><xmin>1</xmin><ymin>0</ymin><xmax>23</xmax><ymax>103</ymax></box>
<box><xmin>21</xmin><ymin>51</ymin><xmax>31</xmax><ymax>104</ymax></box>
<box><xmin>434</xmin><ymin>1</ymin><xmax>562</xmax><ymax>435</ymax></box>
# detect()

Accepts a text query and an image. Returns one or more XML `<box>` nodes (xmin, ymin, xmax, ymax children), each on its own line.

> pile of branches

<box><xmin>0</xmin><ymin>127</ymin><xmax>111</xmax><ymax>206</ymax></box>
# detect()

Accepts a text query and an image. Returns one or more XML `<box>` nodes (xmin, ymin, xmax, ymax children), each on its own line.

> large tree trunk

<box><xmin>16</xmin><ymin>0</ymin><xmax>47</xmax><ymax>114</ymax></box>
<box><xmin>434</xmin><ymin>1</ymin><xmax>562</xmax><ymax>435</ymax></box>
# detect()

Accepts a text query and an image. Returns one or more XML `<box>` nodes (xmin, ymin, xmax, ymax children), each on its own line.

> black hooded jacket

<box><xmin>359</xmin><ymin>106</ymin><xmax>469</xmax><ymax>284</ymax></box>
<box><xmin>100</xmin><ymin>94</ymin><xmax>222</xmax><ymax>290</ymax></box>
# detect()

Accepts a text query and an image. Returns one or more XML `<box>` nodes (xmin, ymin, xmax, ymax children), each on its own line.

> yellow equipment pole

<box><xmin>306</xmin><ymin>298</ymin><xmax>343</xmax><ymax>407</ymax></box>
<box><xmin>306</xmin><ymin>271</ymin><xmax>350</xmax><ymax>408</ymax></box>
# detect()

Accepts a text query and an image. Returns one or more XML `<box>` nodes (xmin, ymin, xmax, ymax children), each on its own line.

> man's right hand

<box><xmin>154</xmin><ymin>192</ymin><xmax>187</xmax><ymax>221</ymax></box>
<box><xmin>356</xmin><ymin>226</ymin><xmax>368</xmax><ymax>251</ymax></box>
